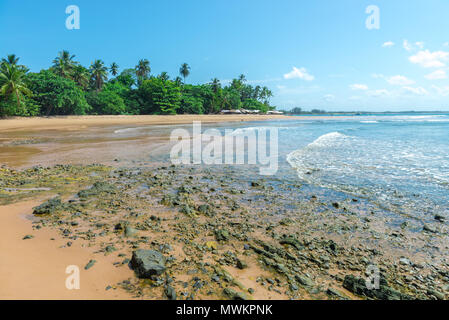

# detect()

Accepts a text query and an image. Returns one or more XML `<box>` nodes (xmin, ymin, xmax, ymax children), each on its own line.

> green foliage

<box><xmin>86</xmin><ymin>89</ymin><xmax>126</xmax><ymax>115</ymax></box>
<box><xmin>242</xmin><ymin>99</ymin><xmax>269</xmax><ymax>113</ymax></box>
<box><xmin>139</xmin><ymin>78</ymin><xmax>181</xmax><ymax>115</ymax></box>
<box><xmin>26</xmin><ymin>70</ymin><xmax>90</xmax><ymax>115</ymax></box>
<box><xmin>0</xmin><ymin>53</ymin><xmax>278</xmax><ymax>117</ymax></box>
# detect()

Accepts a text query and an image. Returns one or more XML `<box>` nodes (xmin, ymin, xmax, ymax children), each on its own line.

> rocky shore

<box><xmin>1</xmin><ymin>163</ymin><xmax>448</xmax><ymax>300</ymax></box>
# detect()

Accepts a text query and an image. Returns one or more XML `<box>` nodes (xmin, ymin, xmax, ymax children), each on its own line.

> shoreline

<box><xmin>0</xmin><ymin>114</ymin><xmax>300</xmax><ymax>133</ymax></box>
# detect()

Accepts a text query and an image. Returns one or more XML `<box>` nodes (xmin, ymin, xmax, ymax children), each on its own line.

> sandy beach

<box><xmin>1</xmin><ymin>115</ymin><xmax>448</xmax><ymax>301</ymax></box>
<box><xmin>0</xmin><ymin>114</ymin><xmax>299</xmax><ymax>133</ymax></box>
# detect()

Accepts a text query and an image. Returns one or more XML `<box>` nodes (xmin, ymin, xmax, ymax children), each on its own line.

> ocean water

<box><xmin>222</xmin><ymin>113</ymin><xmax>449</xmax><ymax>221</ymax></box>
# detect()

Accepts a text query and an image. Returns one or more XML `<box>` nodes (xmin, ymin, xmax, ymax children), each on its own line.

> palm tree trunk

<box><xmin>15</xmin><ymin>90</ymin><xmax>21</xmax><ymax>111</ymax></box>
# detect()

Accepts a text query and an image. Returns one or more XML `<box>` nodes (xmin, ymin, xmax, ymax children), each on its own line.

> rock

<box><xmin>105</xmin><ymin>245</ymin><xmax>116</xmax><ymax>253</ymax></box>
<box><xmin>427</xmin><ymin>289</ymin><xmax>445</xmax><ymax>300</ymax></box>
<box><xmin>434</xmin><ymin>214</ymin><xmax>445</xmax><ymax>222</ymax></box>
<box><xmin>223</xmin><ymin>288</ymin><xmax>248</xmax><ymax>300</ymax></box>
<box><xmin>130</xmin><ymin>249</ymin><xmax>166</xmax><ymax>278</ymax></box>
<box><xmin>84</xmin><ymin>259</ymin><xmax>96</xmax><ymax>270</ymax></box>
<box><xmin>165</xmin><ymin>285</ymin><xmax>177</xmax><ymax>300</ymax></box>
<box><xmin>342</xmin><ymin>275</ymin><xmax>411</xmax><ymax>300</ymax></box>
<box><xmin>215</xmin><ymin>229</ymin><xmax>230</xmax><ymax>241</ymax></box>
<box><xmin>77</xmin><ymin>181</ymin><xmax>115</xmax><ymax>199</ymax></box>
<box><xmin>279</xmin><ymin>235</ymin><xmax>303</xmax><ymax>250</ymax></box>
<box><xmin>399</xmin><ymin>258</ymin><xmax>411</xmax><ymax>266</ymax></box>
<box><xmin>296</xmin><ymin>275</ymin><xmax>314</xmax><ymax>287</ymax></box>
<box><xmin>332</xmin><ymin>202</ymin><xmax>339</xmax><ymax>209</ymax></box>
<box><xmin>22</xmin><ymin>235</ymin><xmax>34</xmax><ymax>240</ymax></box>
<box><xmin>327</xmin><ymin>287</ymin><xmax>347</xmax><ymax>299</ymax></box>
<box><xmin>197</xmin><ymin>204</ymin><xmax>215</xmax><ymax>217</ymax></box>
<box><xmin>423</xmin><ymin>224</ymin><xmax>437</xmax><ymax>233</ymax></box>
<box><xmin>33</xmin><ymin>197</ymin><xmax>62</xmax><ymax>215</ymax></box>
<box><xmin>236</xmin><ymin>259</ymin><xmax>248</xmax><ymax>270</ymax></box>
<box><xmin>124</xmin><ymin>226</ymin><xmax>138</xmax><ymax>237</ymax></box>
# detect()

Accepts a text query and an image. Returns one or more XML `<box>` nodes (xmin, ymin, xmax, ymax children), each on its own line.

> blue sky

<box><xmin>1</xmin><ymin>0</ymin><xmax>449</xmax><ymax>111</ymax></box>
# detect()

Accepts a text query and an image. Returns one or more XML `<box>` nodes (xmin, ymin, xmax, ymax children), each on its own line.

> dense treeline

<box><xmin>280</xmin><ymin>107</ymin><xmax>327</xmax><ymax>115</ymax></box>
<box><xmin>0</xmin><ymin>51</ymin><xmax>276</xmax><ymax>117</ymax></box>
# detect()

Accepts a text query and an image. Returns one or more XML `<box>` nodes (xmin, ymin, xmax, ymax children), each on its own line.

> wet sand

<box><xmin>0</xmin><ymin>200</ymin><xmax>134</xmax><ymax>300</ymax></box>
<box><xmin>0</xmin><ymin>114</ymin><xmax>296</xmax><ymax>168</ymax></box>
<box><xmin>0</xmin><ymin>114</ymin><xmax>298</xmax><ymax>133</ymax></box>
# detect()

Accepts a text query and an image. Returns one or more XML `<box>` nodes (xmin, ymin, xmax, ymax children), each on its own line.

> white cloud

<box><xmin>350</xmin><ymin>84</ymin><xmax>368</xmax><ymax>90</ymax></box>
<box><xmin>323</xmin><ymin>94</ymin><xmax>335</xmax><ymax>101</ymax></box>
<box><xmin>283</xmin><ymin>67</ymin><xmax>315</xmax><ymax>81</ymax></box>
<box><xmin>425</xmin><ymin>69</ymin><xmax>447</xmax><ymax>80</ymax></box>
<box><xmin>403</xmin><ymin>39</ymin><xmax>413</xmax><ymax>51</ymax></box>
<box><xmin>409</xmin><ymin>50</ymin><xmax>449</xmax><ymax>68</ymax></box>
<box><xmin>368</xmin><ymin>89</ymin><xmax>390</xmax><ymax>97</ymax></box>
<box><xmin>432</xmin><ymin>85</ymin><xmax>449</xmax><ymax>96</ymax></box>
<box><xmin>415</xmin><ymin>41</ymin><xmax>425</xmax><ymax>49</ymax></box>
<box><xmin>382</xmin><ymin>41</ymin><xmax>395</xmax><ymax>48</ymax></box>
<box><xmin>386</xmin><ymin>75</ymin><xmax>415</xmax><ymax>86</ymax></box>
<box><xmin>402</xmin><ymin>86</ymin><xmax>428</xmax><ymax>95</ymax></box>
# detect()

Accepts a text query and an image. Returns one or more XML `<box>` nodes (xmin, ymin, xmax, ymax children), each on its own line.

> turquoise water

<box><xmin>224</xmin><ymin>113</ymin><xmax>449</xmax><ymax>220</ymax></box>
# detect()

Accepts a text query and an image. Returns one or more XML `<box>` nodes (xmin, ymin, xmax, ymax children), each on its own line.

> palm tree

<box><xmin>210</xmin><ymin>78</ymin><xmax>221</xmax><ymax>93</ymax></box>
<box><xmin>72</xmin><ymin>65</ymin><xmax>89</xmax><ymax>89</ymax></box>
<box><xmin>1</xmin><ymin>54</ymin><xmax>20</xmax><ymax>66</ymax></box>
<box><xmin>90</xmin><ymin>59</ymin><xmax>108</xmax><ymax>91</ymax></box>
<box><xmin>174</xmin><ymin>76</ymin><xmax>183</xmax><ymax>86</ymax></box>
<box><xmin>179</xmin><ymin>63</ymin><xmax>190</xmax><ymax>84</ymax></box>
<box><xmin>0</xmin><ymin>63</ymin><xmax>32</xmax><ymax>111</ymax></box>
<box><xmin>238</xmin><ymin>74</ymin><xmax>246</xmax><ymax>83</ymax></box>
<box><xmin>52</xmin><ymin>50</ymin><xmax>76</xmax><ymax>78</ymax></box>
<box><xmin>158</xmin><ymin>72</ymin><xmax>170</xmax><ymax>81</ymax></box>
<box><xmin>135</xmin><ymin>59</ymin><xmax>150</xmax><ymax>84</ymax></box>
<box><xmin>110</xmin><ymin>62</ymin><xmax>119</xmax><ymax>76</ymax></box>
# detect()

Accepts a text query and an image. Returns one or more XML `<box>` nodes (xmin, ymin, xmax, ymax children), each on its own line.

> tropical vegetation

<box><xmin>0</xmin><ymin>51</ymin><xmax>277</xmax><ymax>117</ymax></box>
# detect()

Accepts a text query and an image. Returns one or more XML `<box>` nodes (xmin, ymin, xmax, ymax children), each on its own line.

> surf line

<box><xmin>169</xmin><ymin>121</ymin><xmax>278</xmax><ymax>175</ymax></box>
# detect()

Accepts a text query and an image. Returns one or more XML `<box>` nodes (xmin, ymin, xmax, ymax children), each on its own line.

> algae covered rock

<box><xmin>130</xmin><ymin>249</ymin><xmax>166</xmax><ymax>278</ymax></box>
<box><xmin>33</xmin><ymin>197</ymin><xmax>62</xmax><ymax>215</ymax></box>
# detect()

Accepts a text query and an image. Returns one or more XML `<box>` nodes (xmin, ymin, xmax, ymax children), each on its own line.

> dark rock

<box><xmin>215</xmin><ymin>229</ymin><xmax>230</xmax><ymax>241</ymax></box>
<box><xmin>165</xmin><ymin>285</ymin><xmax>177</xmax><ymax>300</ymax></box>
<box><xmin>296</xmin><ymin>275</ymin><xmax>314</xmax><ymax>287</ymax></box>
<box><xmin>327</xmin><ymin>287</ymin><xmax>347</xmax><ymax>299</ymax></box>
<box><xmin>423</xmin><ymin>224</ymin><xmax>437</xmax><ymax>233</ymax></box>
<box><xmin>130</xmin><ymin>249</ymin><xmax>166</xmax><ymax>278</ymax></box>
<box><xmin>22</xmin><ymin>235</ymin><xmax>34</xmax><ymax>240</ymax></box>
<box><xmin>33</xmin><ymin>197</ymin><xmax>62</xmax><ymax>215</ymax></box>
<box><xmin>236</xmin><ymin>259</ymin><xmax>247</xmax><ymax>270</ymax></box>
<box><xmin>223</xmin><ymin>288</ymin><xmax>248</xmax><ymax>300</ymax></box>
<box><xmin>342</xmin><ymin>275</ymin><xmax>412</xmax><ymax>300</ymax></box>
<box><xmin>279</xmin><ymin>235</ymin><xmax>303</xmax><ymax>250</ymax></box>
<box><xmin>84</xmin><ymin>259</ymin><xmax>96</xmax><ymax>270</ymax></box>
<box><xmin>427</xmin><ymin>289</ymin><xmax>445</xmax><ymax>300</ymax></box>
<box><xmin>77</xmin><ymin>182</ymin><xmax>115</xmax><ymax>199</ymax></box>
